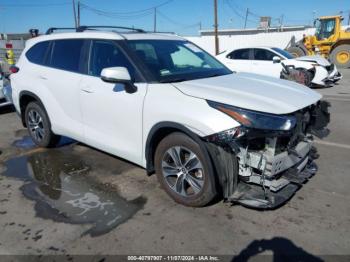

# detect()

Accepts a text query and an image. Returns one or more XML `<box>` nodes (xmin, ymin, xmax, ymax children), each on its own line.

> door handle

<box><xmin>38</xmin><ymin>76</ymin><xmax>48</xmax><ymax>80</ymax></box>
<box><xmin>81</xmin><ymin>89</ymin><xmax>94</xmax><ymax>94</ymax></box>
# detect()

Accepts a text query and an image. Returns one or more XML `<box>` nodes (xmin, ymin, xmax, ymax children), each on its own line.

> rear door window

<box><xmin>26</xmin><ymin>41</ymin><xmax>50</xmax><ymax>65</ymax></box>
<box><xmin>49</xmin><ymin>39</ymin><xmax>85</xmax><ymax>72</ymax></box>
<box><xmin>227</xmin><ymin>49</ymin><xmax>251</xmax><ymax>60</ymax></box>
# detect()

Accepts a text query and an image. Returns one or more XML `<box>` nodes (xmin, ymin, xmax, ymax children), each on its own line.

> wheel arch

<box><xmin>145</xmin><ymin>122</ymin><xmax>211</xmax><ymax>176</ymax></box>
<box><xmin>331</xmin><ymin>40</ymin><xmax>350</xmax><ymax>52</ymax></box>
<box><xmin>19</xmin><ymin>91</ymin><xmax>46</xmax><ymax>127</ymax></box>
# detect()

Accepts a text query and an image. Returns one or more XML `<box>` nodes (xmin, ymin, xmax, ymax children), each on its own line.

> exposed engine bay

<box><xmin>205</xmin><ymin>100</ymin><xmax>330</xmax><ymax>209</ymax></box>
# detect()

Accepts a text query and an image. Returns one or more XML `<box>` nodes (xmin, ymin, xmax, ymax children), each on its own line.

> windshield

<box><xmin>315</xmin><ymin>18</ymin><xmax>335</xmax><ymax>40</ymax></box>
<box><xmin>271</xmin><ymin>47</ymin><xmax>294</xmax><ymax>59</ymax></box>
<box><xmin>127</xmin><ymin>40</ymin><xmax>232</xmax><ymax>83</ymax></box>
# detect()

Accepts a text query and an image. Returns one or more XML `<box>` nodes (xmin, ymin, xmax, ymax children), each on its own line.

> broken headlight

<box><xmin>208</xmin><ymin>101</ymin><xmax>297</xmax><ymax>131</ymax></box>
<box><xmin>206</xmin><ymin>126</ymin><xmax>247</xmax><ymax>143</ymax></box>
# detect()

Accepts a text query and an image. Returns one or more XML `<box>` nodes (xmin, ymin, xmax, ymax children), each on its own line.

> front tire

<box><xmin>154</xmin><ymin>132</ymin><xmax>217</xmax><ymax>207</ymax></box>
<box><xmin>24</xmin><ymin>101</ymin><xmax>61</xmax><ymax>148</ymax></box>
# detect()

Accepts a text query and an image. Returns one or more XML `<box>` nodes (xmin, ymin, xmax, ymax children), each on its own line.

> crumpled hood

<box><xmin>296</xmin><ymin>55</ymin><xmax>331</xmax><ymax>67</ymax></box>
<box><xmin>173</xmin><ymin>73</ymin><xmax>322</xmax><ymax>115</ymax></box>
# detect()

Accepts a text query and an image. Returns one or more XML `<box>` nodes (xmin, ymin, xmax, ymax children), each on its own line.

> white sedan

<box><xmin>217</xmin><ymin>47</ymin><xmax>342</xmax><ymax>87</ymax></box>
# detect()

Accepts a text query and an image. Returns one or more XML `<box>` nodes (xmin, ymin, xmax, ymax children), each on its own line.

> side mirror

<box><xmin>273</xmin><ymin>56</ymin><xmax>281</xmax><ymax>63</ymax></box>
<box><xmin>101</xmin><ymin>67</ymin><xmax>137</xmax><ymax>94</ymax></box>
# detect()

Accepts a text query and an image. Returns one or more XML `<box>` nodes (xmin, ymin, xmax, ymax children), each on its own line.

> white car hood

<box><xmin>173</xmin><ymin>73</ymin><xmax>322</xmax><ymax>115</ymax></box>
<box><xmin>295</xmin><ymin>55</ymin><xmax>330</xmax><ymax>67</ymax></box>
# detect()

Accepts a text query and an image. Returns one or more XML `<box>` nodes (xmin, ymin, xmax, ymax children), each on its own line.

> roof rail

<box><xmin>46</xmin><ymin>27</ymin><xmax>77</xmax><ymax>35</ymax></box>
<box><xmin>76</xmin><ymin>26</ymin><xmax>145</xmax><ymax>33</ymax></box>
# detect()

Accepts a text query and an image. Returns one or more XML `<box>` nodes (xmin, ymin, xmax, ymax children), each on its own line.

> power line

<box><xmin>224</xmin><ymin>0</ymin><xmax>259</xmax><ymax>24</ymax></box>
<box><xmin>157</xmin><ymin>10</ymin><xmax>189</xmax><ymax>27</ymax></box>
<box><xmin>78</xmin><ymin>0</ymin><xmax>200</xmax><ymax>33</ymax></box>
<box><xmin>0</xmin><ymin>2</ymin><xmax>71</xmax><ymax>8</ymax></box>
<box><xmin>157</xmin><ymin>10</ymin><xmax>201</xmax><ymax>31</ymax></box>
<box><xmin>225</xmin><ymin>0</ymin><xmax>288</xmax><ymax>27</ymax></box>
<box><xmin>80</xmin><ymin>3</ymin><xmax>154</xmax><ymax>20</ymax></box>
<box><xmin>79</xmin><ymin>0</ymin><xmax>172</xmax><ymax>17</ymax></box>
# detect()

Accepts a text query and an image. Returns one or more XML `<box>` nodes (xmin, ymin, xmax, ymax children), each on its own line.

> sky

<box><xmin>0</xmin><ymin>0</ymin><xmax>349</xmax><ymax>35</ymax></box>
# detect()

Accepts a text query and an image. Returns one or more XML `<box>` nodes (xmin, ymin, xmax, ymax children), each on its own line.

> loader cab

<box><xmin>315</xmin><ymin>18</ymin><xmax>336</xmax><ymax>40</ymax></box>
<box><xmin>314</xmin><ymin>16</ymin><xmax>343</xmax><ymax>41</ymax></box>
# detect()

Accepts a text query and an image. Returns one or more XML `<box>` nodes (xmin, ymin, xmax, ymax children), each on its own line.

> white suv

<box><xmin>10</xmin><ymin>26</ymin><xmax>330</xmax><ymax>208</ymax></box>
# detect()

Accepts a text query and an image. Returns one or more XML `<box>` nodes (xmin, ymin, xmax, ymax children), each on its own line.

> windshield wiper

<box><xmin>207</xmin><ymin>73</ymin><xmax>221</xmax><ymax>78</ymax></box>
<box><xmin>159</xmin><ymin>78</ymin><xmax>188</xmax><ymax>83</ymax></box>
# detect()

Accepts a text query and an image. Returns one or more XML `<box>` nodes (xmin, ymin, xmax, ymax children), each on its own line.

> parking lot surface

<box><xmin>0</xmin><ymin>70</ymin><xmax>350</xmax><ymax>260</ymax></box>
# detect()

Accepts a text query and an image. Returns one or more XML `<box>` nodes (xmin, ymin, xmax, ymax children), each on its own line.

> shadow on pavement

<box><xmin>0</xmin><ymin>104</ymin><xmax>15</xmax><ymax>115</ymax></box>
<box><xmin>233</xmin><ymin>237</ymin><xmax>323</xmax><ymax>262</ymax></box>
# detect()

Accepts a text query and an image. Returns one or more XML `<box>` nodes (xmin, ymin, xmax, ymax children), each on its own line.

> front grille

<box><xmin>325</xmin><ymin>64</ymin><xmax>334</xmax><ymax>73</ymax></box>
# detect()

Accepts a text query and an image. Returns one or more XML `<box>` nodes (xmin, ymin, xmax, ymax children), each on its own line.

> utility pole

<box><xmin>72</xmin><ymin>0</ymin><xmax>78</xmax><ymax>28</ymax></box>
<box><xmin>154</xmin><ymin>7</ymin><xmax>157</xmax><ymax>32</ymax></box>
<box><xmin>77</xmin><ymin>1</ymin><xmax>81</xmax><ymax>28</ymax></box>
<box><xmin>312</xmin><ymin>10</ymin><xmax>316</xmax><ymax>26</ymax></box>
<box><xmin>280</xmin><ymin>15</ymin><xmax>284</xmax><ymax>32</ymax></box>
<box><xmin>214</xmin><ymin>0</ymin><xmax>219</xmax><ymax>55</ymax></box>
<box><xmin>244</xmin><ymin>8</ymin><xmax>249</xmax><ymax>29</ymax></box>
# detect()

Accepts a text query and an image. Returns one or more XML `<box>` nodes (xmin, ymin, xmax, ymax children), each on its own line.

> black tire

<box><xmin>286</xmin><ymin>46</ymin><xmax>307</xmax><ymax>58</ymax></box>
<box><xmin>330</xmin><ymin>44</ymin><xmax>350</xmax><ymax>68</ymax></box>
<box><xmin>298</xmin><ymin>69</ymin><xmax>313</xmax><ymax>87</ymax></box>
<box><xmin>24</xmin><ymin>101</ymin><xmax>61</xmax><ymax>148</ymax></box>
<box><xmin>154</xmin><ymin>132</ymin><xmax>216</xmax><ymax>207</ymax></box>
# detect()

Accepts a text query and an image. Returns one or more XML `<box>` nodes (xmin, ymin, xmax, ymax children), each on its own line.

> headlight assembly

<box><xmin>208</xmin><ymin>101</ymin><xmax>296</xmax><ymax>131</ymax></box>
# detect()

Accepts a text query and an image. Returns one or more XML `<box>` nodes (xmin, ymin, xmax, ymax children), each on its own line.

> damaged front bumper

<box><xmin>230</xmin><ymin>142</ymin><xmax>318</xmax><ymax>209</ymax></box>
<box><xmin>326</xmin><ymin>64</ymin><xmax>343</xmax><ymax>83</ymax></box>
<box><xmin>205</xmin><ymin>100</ymin><xmax>330</xmax><ymax>209</ymax></box>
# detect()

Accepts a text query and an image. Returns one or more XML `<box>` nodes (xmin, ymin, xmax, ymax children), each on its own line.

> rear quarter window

<box><xmin>25</xmin><ymin>41</ymin><xmax>50</xmax><ymax>65</ymax></box>
<box><xmin>49</xmin><ymin>39</ymin><xmax>85</xmax><ymax>73</ymax></box>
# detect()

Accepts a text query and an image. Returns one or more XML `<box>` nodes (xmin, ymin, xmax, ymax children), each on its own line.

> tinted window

<box><xmin>254</xmin><ymin>49</ymin><xmax>277</xmax><ymax>61</ymax></box>
<box><xmin>89</xmin><ymin>40</ymin><xmax>136</xmax><ymax>79</ymax></box>
<box><xmin>271</xmin><ymin>47</ymin><xmax>294</xmax><ymax>59</ymax></box>
<box><xmin>26</xmin><ymin>41</ymin><xmax>50</xmax><ymax>65</ymax></box>
<box><xmin>227</xmin><ymin>49</ymin><xmax>251</xmax><ymax>60</ymax></box>
<box><xmin>50</xmin><ymin>39</ymin><xmax>84</xmax><ymax>72</ymax></box>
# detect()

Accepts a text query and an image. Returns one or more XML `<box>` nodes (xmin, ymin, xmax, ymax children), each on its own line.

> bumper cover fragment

<box><xmin>228</xmin><ymin>160</ymin><xmax>317</xmax><ymax>209</ymax></box>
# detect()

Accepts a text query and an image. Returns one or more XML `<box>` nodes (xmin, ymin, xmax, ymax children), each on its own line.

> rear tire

<box><xmin>154</xmin><ymin>132</ymin><xmax>216</xmax><ymax>207</ymax></box>
<box><xmin>24</xmin><ymin>101</ymin><xmax>61</xmax><ymax>148</ymax></box>
<box><xmin>330</xmin><ymin>44</ymin><xmax>350</xmax><ymax>68</ymax></box>
<box><xmin>286</xmin><ymin>46</ymin><xmax>307</xmax><ymax>58</ymax></box>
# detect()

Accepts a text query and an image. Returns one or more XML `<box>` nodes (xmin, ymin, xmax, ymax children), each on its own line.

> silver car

<box><xmin>0</xmin><ymin>75</ymin><xmax>12</xmax><ymax>107</ymax></box>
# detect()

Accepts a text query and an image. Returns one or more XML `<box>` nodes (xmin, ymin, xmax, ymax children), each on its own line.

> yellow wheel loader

<box><xmin>286</xmin><ymin>15</ymin><xmax>350</xmax><ymax>68</ymax></box>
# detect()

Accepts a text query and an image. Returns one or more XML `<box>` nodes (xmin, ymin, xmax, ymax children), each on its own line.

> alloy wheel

<box><xmin>27</xmin><ymin>109</ymin><xmax>45</xmax><ymax>142</ymax></box>
<box><xmin>161</xmin><ymin>146</ymin><xmax>204</xmax><ymax>197</ymax></box>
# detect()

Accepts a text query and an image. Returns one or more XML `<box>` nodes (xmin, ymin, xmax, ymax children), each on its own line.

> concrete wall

<box><xmin>185</xmin><ymin>28</ymin><xmax>316</xmax><ymax>55</ymax></box>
